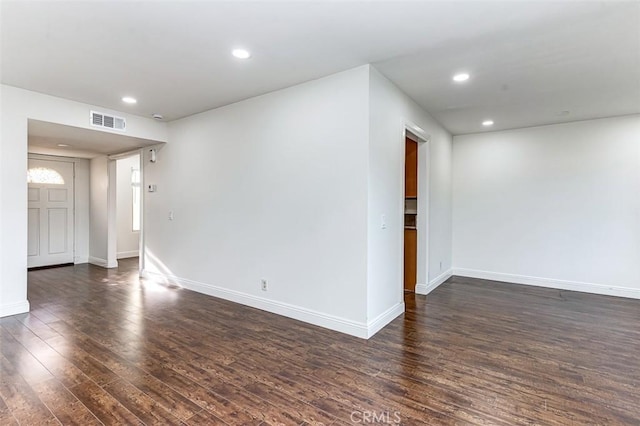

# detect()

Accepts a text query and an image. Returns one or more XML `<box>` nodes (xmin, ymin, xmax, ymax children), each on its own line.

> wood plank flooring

<box><xmin>1</xmin><ymin>258</ymin><xmax>639</xmax><ymax>425</ymax></box>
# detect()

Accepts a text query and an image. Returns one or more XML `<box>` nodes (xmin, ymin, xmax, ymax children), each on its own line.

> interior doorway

<box><xmin>404</xmin><ymin>136</ymin><xmax>418</xmax><ymax>292</ymax></box>
<box><xmin>115</xmin><ymin>154</ymin><xmax>142</xmax><ymax>268</ymax></box>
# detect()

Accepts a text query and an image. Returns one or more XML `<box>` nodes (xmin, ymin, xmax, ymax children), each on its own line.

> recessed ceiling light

<box><xmin>57</xmin><ymin>144</ymin><xmax>70</xmax><ymax>147</ymax></box>
<box><xmin>152</xmin><ymin>113</ymin><xmax>164</xmax><ymax>120</ymax></box>
<box><xmin>482</xmin><ymin>120</ymin><xmax>494</xmax><ymax>126</ymax></box>
<box><xmin>232</xmin><ymin>48</ymin><xmax>251</xmax><ymax>59</ymax></box>
<box><xmin>453</xmin><ymin>73</ymin><xmax>470</xmax><ymax>82</ymax></box>
<box><xmin>122</xmin><ymin>96</ymin><xmax>137</xmax><ymax>104</ymax></box>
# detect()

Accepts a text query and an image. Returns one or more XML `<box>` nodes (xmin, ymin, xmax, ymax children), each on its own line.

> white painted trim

<box><xmin>89</xmin><ymin>256</ymin><xmax>118</xmax><ymax>268</ymax></box>
<box><xmin>137</xmin><ymin>152</ymin><xmax>145</xmax><ymax>274</ymax></box>
<box><xmin>74</xmin><ymin>256</ymin><xmax>89</xmax><ymax>264</ymax></box>
<box><xmin>108</xmin><ymin>143</ymin><xmax>165</xmax><ymax>161</ymax></box>
<box><xmin>109</xmin><ymin>148</ymin><xmax>145</xmax><ymax>161</ymax></box>
<box><xmin>453</xmin><ymin>268</ymin><xmax>640</xmax><ymax>300</ymax></box>
<box><xmin>110</xmin><ymin>150</ymin><xmax>145</xmax><ymax>275</ymax></box>
<box><xmin>141</xmin><ymin>270</ymin><xmax>391</xmax><ymax>339</ymax></box>
<box><xmin>107</xmin><ymin>159</ymin><xmax>118</xmax><ymax>268</ymax></box>
<box><xmin>403</xmin><ymin>120</ymin><xmax>431</xmax><ymax>299</ymax></box>
<box><xmin>88</xmin><ymin>256</ymin><xmax>106</xmax><ymax>267</ymax></box>
<box><xmin>403</xmin><ymin>121</ymin><xmax>431</xmax><ymax>143</ymax></box>
<box><xmin>117</xmin><ymin>250</ymin><xmax>139</xmax><ymax>259</ymax></box>
<box><xmin>365</xmin><ymin>302</ymin><xmax>405</xmax><ymax>338</ymax></box>
<box><xmin>0</xmin><ymin>300</ymin><xmax>30</xmax><ymax>318</ymax></box>
<box><xmin>28</xmin><ymin>153</ymin><xmax>78</xmax><ymax>161</ymax></box>
<box><xmin>416</xmin><ymin>268</ymin><xmax>453</xmax><ymax>295</ymax></box>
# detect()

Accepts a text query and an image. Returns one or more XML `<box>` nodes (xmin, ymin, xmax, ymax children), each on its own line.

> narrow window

<box><xmin>131</xmin><ymin>168</ymin><xmax>141</xmax><ymax>231</ymax></box>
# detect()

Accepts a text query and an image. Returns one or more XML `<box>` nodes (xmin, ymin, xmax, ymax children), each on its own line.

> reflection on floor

<box><xmin>1</xmin><ymin>258</ymin><xmax>638</xmax><ymax>424</ymax></box>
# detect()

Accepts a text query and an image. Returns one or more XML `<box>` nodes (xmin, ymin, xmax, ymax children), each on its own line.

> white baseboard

<box><xmin>117</xmin><ymin>251</ymin><xmax>139</xmax><ymax>259</ymax></box>
<box><xmin>366</xmin><ymin>302</ymin><xmax>405</xmax><ymax>338</ymax></box>
<box><xmin>141</xmin><ymin>270</ymin><xmax>397</xmax><ymax>339</ymax></box>
<box><xmin>453</xmin><ymin>268</ymin><xmax>640</xmax><ymax>300</ymax></box>
<box><xmin>0</xmin><ymin>300</ymin><xmax>30</xmax><ymax>318</ymax></box>
<box><xmin>74</xmin><ymin>256</ymin><xmax>89</xmax><ymax>264</ymax></box>
<box><xmin>416</xmin><ymin>268</ymin><xmax>453</xmax><ymax>295</ymax></box>
<box><xmin>89</xmin><ymin>256</ymin><xmax>118</xmax><ymax>269</ymax></box>
<box><xmin>88</xmin><ymin>256</ymin><xmax>106</xmax><ymax>267</ymax></box>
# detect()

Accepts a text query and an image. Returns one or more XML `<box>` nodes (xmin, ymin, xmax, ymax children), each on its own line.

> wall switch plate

<box><xmin>261</xmin><ymin>279</ymin><xmax>268</xmax><ymax>291</ymax></box>
<box><xmin>148</xmin><ymin>184</ymin><xmax>157</xmax><ymax>192</ymax></box>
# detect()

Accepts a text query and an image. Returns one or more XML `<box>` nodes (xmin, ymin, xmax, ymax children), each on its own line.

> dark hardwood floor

<box><xmin>1</xmin><ymin>259</ymin><xmax>639</xmax><ymax>425</ymax></box>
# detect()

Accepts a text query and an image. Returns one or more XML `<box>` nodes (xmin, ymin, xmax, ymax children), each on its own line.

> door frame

<box><xmin>27</xmin><ymin>153</ymin><xmax>83</xmax><ymax>266</ymax></box>
<box><xmin>108</xmin><ymin>148</ymin><xmax>146</xmax><ymax>275</ymax></box>
<box><xmin>402</xmin><ymin>122</ymin><xmax>430</xmax><ymax>294</ymax></box>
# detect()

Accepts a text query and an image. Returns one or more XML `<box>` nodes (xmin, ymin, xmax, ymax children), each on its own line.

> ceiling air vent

<box><xmin>90</xmin><ymin>111</ymin><xmax>126</xmax><ymax>131</ymax></box>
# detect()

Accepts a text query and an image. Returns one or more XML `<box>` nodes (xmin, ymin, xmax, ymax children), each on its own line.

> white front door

<box><xmin>27</xmin><ymin>158</ymin><xmax>75</xmax><ymax>268</ymax></box>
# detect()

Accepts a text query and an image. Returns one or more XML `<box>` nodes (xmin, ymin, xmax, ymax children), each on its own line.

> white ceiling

<box><xmin>2</xmin><ymin>1</ymin><xmax>639</xmax><ymax>135</ymax></box>
<box><xmin>28</xmin><ymin>120</ymin><xmax>160</xmax><ymax>159</ymax></box>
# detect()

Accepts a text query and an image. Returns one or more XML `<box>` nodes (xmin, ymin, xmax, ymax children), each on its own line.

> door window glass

<box><xmin>27</xmin><ymin>167</ymin><xmax>65</xmax><ymax>184</ymax></box>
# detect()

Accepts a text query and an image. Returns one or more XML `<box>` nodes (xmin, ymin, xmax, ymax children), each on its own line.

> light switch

<box><xmin>148</xmin><ymin>184</ymin><xmax>157</xmax><ymax>192</ymax></box>
<box><xmin>168</xmin><ymin>211</ymin><xmax>174</xmax><ymax>221</ymax></box>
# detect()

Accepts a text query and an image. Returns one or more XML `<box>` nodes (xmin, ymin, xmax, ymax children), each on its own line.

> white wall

<box><xmin>0</xmin><ymin>88</ymin><xmax>4</xmax><ymax>311</ymax></box>
<box><xmin>116</xmin><ymin>155</ymin><xmax>140</xmax><ymax>258</ymax></box>
<box><xmin>367</xmin><ymin>68</ymin><xmax>454</xmax><ymax>322</ymax></box>
<box><xmin>0</xmin><ymin>85</ymin><xmax>167</xmax><ymax>317</ymax></box>
<box><xmin>1</xmin><ymin>86</ymin><xmax>29</xmax><ymax>316</ymax></box>
<box><xmin>453</xmin><ymin>115</ymin><xmax>640</xmax><ymax>298</ymax></box>
<box><xmin>89</xmin><ymin>157</ymin><xmax>118</xmax><ymax>268</ymax></box>
<box><xmin>89</xmin><ymin>156</ymin><xmax>109</xmax><ymax>266</ymax></box>
<box><xmin>144</xmin><ymin>66</ymin><xmax>371</xmax><ymax>336</ymax></box>
<box><xmin>142</xmin><ymin>65</ymin><xmax>454</xmax><ymax>337</ymax></box>
<box><xmin>74</xmin><ymin>158</ymin><xmax>90</xmax><ymax>264</ymax></box>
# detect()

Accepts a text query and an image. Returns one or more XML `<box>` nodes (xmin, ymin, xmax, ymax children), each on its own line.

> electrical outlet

<box><xmin>439</xmin><ymin>261</ymin><xmax>442</xmax><ymax>271</ymax></box>
<box><xmin>261</xmin><ymin>279</ymin><xmax>268</xmax><ymax>291</ymax></box>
